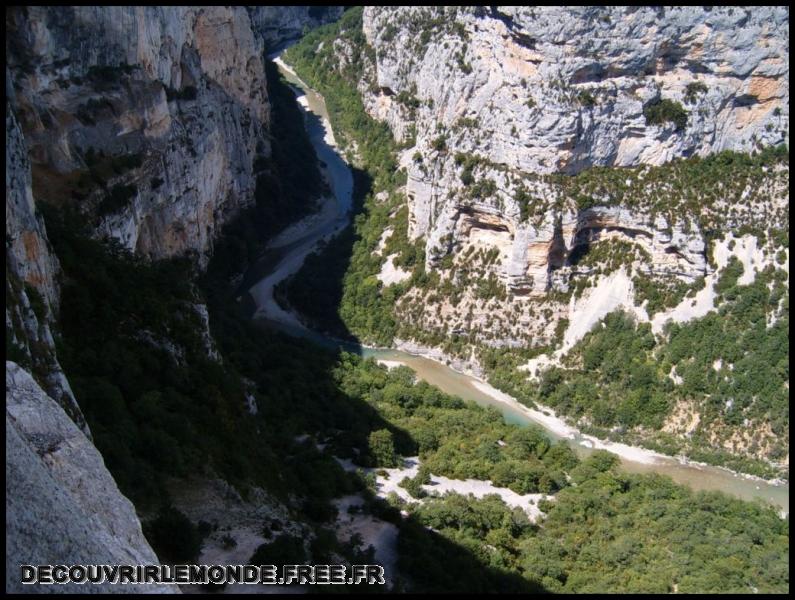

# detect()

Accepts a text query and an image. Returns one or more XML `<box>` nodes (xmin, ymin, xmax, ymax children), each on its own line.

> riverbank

<box><xmin>376</xmin><ymin>342</ymin><xmax>667</xmax><ymax>466</ymax></box>
<box><xmin>255</xmin><ymin>54</ymin><xmax>788</xmax><ymax>511</ymax></box>
<box><xmin>372</xmin><ymin>338</ymin><xmax>787</xmax><ymax>486</ymax></box>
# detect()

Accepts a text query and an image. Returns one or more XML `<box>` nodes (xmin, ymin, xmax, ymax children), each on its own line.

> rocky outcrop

<box><xmin>364</xmin><ymin>6</ymin><xmax>788</xmax><ymax>173</ymax></box>
<box><xmin>5</xmin><ymin>6</ymin><xmax>347</xmax><ymax>266</ymax></box>
<box><xmin>6</xmin><ymin>6</ymin><xmax>273</xmax><ymax>267</ymax></box>
<box><xmin>4</xmin><ymin>8</ymin><xmax>350</xmax><ymax>591</ymax></box>
<box><xmin>6</xmin><ymin>362</ymin><xmax>177</xmax><ymax>594</ymax></box>
<box><xmin>359</xmin><ymin>6</ymin><xmax>788</xmax><ymax>293</ymax></box>
<box><xmin>6</xmin><ymin>103</ymin><xmax>60</xmax><ymax>309</ymax></box>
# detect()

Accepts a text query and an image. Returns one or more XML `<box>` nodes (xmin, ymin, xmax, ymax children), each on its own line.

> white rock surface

<box><xmin>345</xmin><ymin>7</ymin><xmax>789</xmax><ymax>347</ymax></box>
<box><xmin>337</xmin><ymin>455</ymin><xmax>552</xmax><ymax>523</ymax></box>
<box><xmin>376</xmin><ymin>253</ymin><xmax>412</xmax><ymax>286</ymax></box>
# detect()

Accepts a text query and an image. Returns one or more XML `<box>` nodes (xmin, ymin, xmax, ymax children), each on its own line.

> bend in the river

<box><xmin>247</xmin><ymin>53</ymin><xmax>789</xmax><ymax>514</ymax></box>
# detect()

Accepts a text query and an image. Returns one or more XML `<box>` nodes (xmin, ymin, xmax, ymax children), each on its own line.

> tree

<box><xmin>144</xmin><ymin>505</ymin><xmax>202</xmax><ymax>563</ymax></box>
<box><xmin>368</xmin><ymin>428</ymin><xmax>399</xmax><ymax>467</ymax></box>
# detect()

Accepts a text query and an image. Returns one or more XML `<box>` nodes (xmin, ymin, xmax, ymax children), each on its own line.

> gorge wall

<box><xmin>350</xmin><ymin>5</ymin><xmax>789</xmax><ymax>344</ymax></box>
<box><xmin>6</xmin><ymin>6</ymin><xmax>340</xmax><ymax>266</ymax></box>
<box><xmin>6</xmin><ymin>6</ymin><xmax>270</xmax><ymax>265</ymax></box>
<box><xmin>6</xmin><ymin>362</ymin><xmax>177</xmax><ymax>594</ymax></box>
<box><xmin>4</xmin><ymin>6</ymin><xmax>342</xmax><ymax>590</ymax></box>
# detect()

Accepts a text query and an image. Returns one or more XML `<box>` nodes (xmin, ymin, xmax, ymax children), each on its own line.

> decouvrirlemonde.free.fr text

<box><xmin>21</xmin><ymin>564</ymin><xmax>385</xmax><ymax>586</ymax></box>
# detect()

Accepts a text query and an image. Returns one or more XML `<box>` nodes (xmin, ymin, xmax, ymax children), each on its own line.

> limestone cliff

<box><xmin>364</xmin><ymin>6</ymin><xmax>788</xmax><ymax>171</ymax></box>
<box><xmin>284</xmin><ymin>7</ymin><xmax>788</xmax><ymax>471</ymax></box>
<box><xmin>349</xmin><ymin>6</ymin><xmax>789</xmax><ymax>345</ymax></box>
<box><xmin>6</xmin><ymin>6</ymin><xmax>272</xmax><ymax>266</ymax></box>
<box><xmin>4</xmin><ymin>6</ymin><xmax>344</xmax><ymax>590</ymax></box>
<box><xmin>6</xmin><ymin>101</ymin><xmax>87</xmax><ymax>433</ymax></box>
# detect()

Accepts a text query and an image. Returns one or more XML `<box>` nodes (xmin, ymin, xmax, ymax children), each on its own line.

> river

<box><xmin>248</xmin><ymin>53</ymin><xmax>788</xmax><ymax>514</ymax></box>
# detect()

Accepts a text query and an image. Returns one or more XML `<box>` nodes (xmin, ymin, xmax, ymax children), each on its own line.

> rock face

<box><xmin>5</xmin><ymin>6</ymin><xmax>346</xmax><ymax>266</ymax></box>
<box><xmin>6</xmin><ymin>101</ymin><xmax>87</xmax><ymax>432</ymax></box>
<box><xmin>248</xmin><ymin>6</ymin><xmax>345</xmax><ymax>50</ymax></box>
<box><xmin>364</xmin><ymin>6</ymin><xmax>788</xmax><ymax>171</ymax></box>
<box><xmin>6</xmin><ymin>5</ymin><xmax>273</xmax><ymax>266</ymax></box>
<box><xmin>6</xmin><ymin>362</ymin><xmax>177</xmax><ymax>594</ymax></box>
<box><xmin>359</xmin><ymin>6</ymin><xmax>788</xmax><ymax>285</ymax></box>
<box><xmin>6</xmin><ymin>104</ymin><xmax>60</xmax><ymax>309</ymax></box>
<box><xmin>4</xmin><ymin>7</ymin><xmax>346</xmax><ymax>592</ymax></box>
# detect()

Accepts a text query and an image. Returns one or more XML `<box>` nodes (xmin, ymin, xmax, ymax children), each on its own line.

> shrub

<box><xmin>643</xmin><ymin>98</ymin><xmax>688</xmax><ymax>131</ymax></box>
<box><xmin>684</xmin><ymin>81</ymin><xmax>708</xmax><ymax>104</ymax></box>
<box><xmin>578</xmin><ymin>90</ymin><xmax>596</xmax><ymax>108</ymax></box>
<box><xmin>399</xmin><ymin>474</ymin><xmax>427</xmax><ymax>499</ymax></box>
<box><xmin>249</xmin><ymin>535</ymin><xmax>307</xmax><ymax>566</ymax></box>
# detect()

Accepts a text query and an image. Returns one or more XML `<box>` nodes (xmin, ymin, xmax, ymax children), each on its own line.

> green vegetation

<box><xmin>43</xmin><ymin>206</ymin><xmax>271</xmax><ymax>505</ymax></box>
<box><xmin>662</xmin><ymin>265</ymin><xmax>788</xmax><ymax>439</ymax></box>
<box><xmin>280</xmin><ymin>8</ymin><xmax>421</xmax><ymax>346</ymax></box>
<box><xmin>684</xmin><ymin>81</ymin><xmax>709</xmax><ymax>104</ymax></box>
<box><xmin>201</xmin><ymin>59</ymin><xmax>324</xmax><ymax>281</ymax></box>
<box><xmin>338</xmin><ymin>360</ymin><xmax>578</xmax><ymax>495</ymax></box>
<box><xmin>37</xmin><ymin>58</ymin><xmax>327</xmax><ymax>509</ymax></box>
<box><xmin>539</xmin><ymin>311</ymin><xmax>671</xmax><ymax>429</ymax></box>
<box><xmin>406</xmin><ymin>454</ymin><xmax>788</xmax><ymax>593</ymax></box>
<box><xmin>278</xmin><ymin>185</ymin><xmax>420</xmax><ymax>346</ymax></box>
<box><xmin>633</xmin><ymin>273</ymin><xmax>705</xmax><ymax>315</ymax></box>
<box><xmin>643</xmin><ymin>98</ymin><xmax>688</xmax><ymax>131</ymax></box>
<box><xmin>144</xmin><ymin>505</ymin><xmax>203</xmax><ymax>563</ymax></box>
<box><xmin>399</xmin><ymin>472</ymin><xmax>428</xmax><ymax>499</ymax></box>
<box><xmin>577</xmin><ymin>90</ymin><xmax>596</xmax><ymax>108</ymax></box>
<box><xmin>430</xmin><ymin>135</ymin><xmax>447</xmax><ymax>152</ymax></box>
<box><xmin>28</xmin><ymin>9</ymin><xmax>789</xmax><ymax>592</ymax></box>
<box><xmin>368</xmin><ymin>429</ymin><xmax>399</xmax><ymax>467</ymax></box>
<box><xmin>284</xmin><ymin>8</ymin><xmax>399</xmax><ymax>183</ymax></box>
<box><xmin>568</xmin><ymin>239</ymin><xmax>650</xmax><ymax>275</ymax></box>
<box><xmin>552</xmin><ymin>145</ymin><xmax>789</xmax><ymax>237</ymax></box>
<box><xmin>530</xmin><ymin>261</ymin><xmax>789</xmax><ymax>476</ymax></box>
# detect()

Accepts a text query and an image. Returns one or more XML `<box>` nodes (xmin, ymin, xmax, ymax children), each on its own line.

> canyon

<box><xmin>4</xmin><ymin>5</ymin><xmax>790</xmax><ymax>595</ymax></box>
<box><xmin>5</xmin><ymin>6</ymin><xmax>340</xmax><ymax>589</ymax></box>
<box><xmin>283</xmin><ymin>6</ymin><xmax>788</xmax><ymax>474</ymax></box>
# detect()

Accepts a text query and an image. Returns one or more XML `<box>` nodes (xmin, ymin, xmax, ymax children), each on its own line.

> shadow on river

<box><xmin>242</xmin><ymin>52</ymin><xmax>788</xmax><ymax>515</ymax></box>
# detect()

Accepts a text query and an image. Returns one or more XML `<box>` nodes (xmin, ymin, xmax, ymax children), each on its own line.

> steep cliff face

<box><xmin>6</xmin><ymin>362</ymin><xmax>177</xmax><ymax>594</ymax></box>
<box><xmin>364</xmin><ymin>6</ymin><xmax>788</xmax><ymax>171</ymax></box>
<box><xmin>350</xmin><ymin>5</ymin><xmax>789</xmax><ymax>343</ymax></box>
<box><xmin>4</xmin><ymin>7</ymin><xmax>346</xmax><ymax>588</ymax></box>
<box><xmin>6</xmin><ymin>101</ymin><xmax>87</xmax><ymax>432</ymax></box>
<box><xmin>6</xmin><ymin>6</ymin><xmax>271</xmax><ymax>266</ymax></box>
<box><xmin>6</xmin><ymin>104</ymin><xmax>60</xmax><ymax>308</ymax></box>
